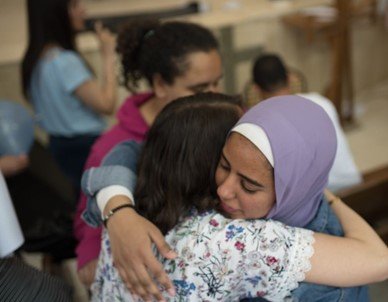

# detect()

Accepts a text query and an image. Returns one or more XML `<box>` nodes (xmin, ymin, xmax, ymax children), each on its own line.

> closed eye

<box><xmin>241</xmin><ymin>180</ymin><xmax>260</xmax><ymax>194</ymax></box>
<box><xmin>188</xmin><ymin>83</ymin><xmax>210</xmax><ymax>94</ymax></box>
<box><xmin>219</xmin><ymin>153</ymin><xmax>230</xmax><ymax>171</ymax></box>
<box><xmin>219</xmin><ymin>161</ymin><xmax>230</xmax><ymax>171</ymax></box>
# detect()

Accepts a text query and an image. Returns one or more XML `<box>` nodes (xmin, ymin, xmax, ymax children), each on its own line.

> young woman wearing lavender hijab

<box><xmin>82</xmin><ymin>94</ymin><xmax>387</xmax><ymax>301</ymax></box>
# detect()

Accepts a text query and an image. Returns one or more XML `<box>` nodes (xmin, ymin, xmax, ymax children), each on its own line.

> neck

<box><xmin>261</xmin><ymin>86</ymin><xmax>291</xmax><ymax>100</ymax></box>
<box><xmin>40</xmin><ymin>43</ymin><xmax>60</xmax><ymax>57</ymax></box>
<box><xmin>139</xmin><ymin>95</ymin><xmax>168</xmax><ymax>126</ymax></box>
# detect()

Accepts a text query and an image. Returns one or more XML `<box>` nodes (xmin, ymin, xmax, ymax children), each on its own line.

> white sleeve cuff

<box><xmin>96</xmin><ymin>185</ymin><xmax>134</xmax><ymax>218</ymax></box>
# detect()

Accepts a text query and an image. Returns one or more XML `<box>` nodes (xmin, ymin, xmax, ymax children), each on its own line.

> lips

<box><xmin>219</xmin><ymin>202</ymin><xmax>238</xmax><ymax>214</ymax></box>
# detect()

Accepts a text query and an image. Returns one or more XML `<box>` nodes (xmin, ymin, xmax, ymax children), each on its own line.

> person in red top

<box><xmin>74</xmin><ymin>18</ymin><xmax>223</xmax><ymax>287</ymax></box>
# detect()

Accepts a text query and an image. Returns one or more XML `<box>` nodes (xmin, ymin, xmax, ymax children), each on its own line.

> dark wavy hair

<box><xmin>21</xmin><ymin>0</ymin><xmax>86</xmax><ymax>97</ymax></box>
<box><xmin>116</xmin><ymin>19</ymin><xmax>219</xmax><ymax>92</ymax></box>
<box><xmin>134</xmin><ymin>93</ymin><xmax>242</xmax><ymax>234</ymax></box>
<box><xmin>253</xmin><ymin>53</ymin><xmax>288</xmax><ymax>93</ymax></box>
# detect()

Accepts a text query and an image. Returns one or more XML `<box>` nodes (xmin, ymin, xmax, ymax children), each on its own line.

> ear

<box><xmin>252</xmin><ymin>83</ymin><xmax>264</xmax><ymax>100</ymax></box>
<box><xmin>152</xmin><ymin>74</ymin><xmax>168</xmax><ymax>99</ymax></box>
<box><xmin>286</xmin><ymin>72</ymin><xmax>292</xmax><ymax>88</ymax></box>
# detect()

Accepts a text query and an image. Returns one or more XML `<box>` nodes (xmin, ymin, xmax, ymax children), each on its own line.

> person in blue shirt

<box><xmin>21</xmin><ymin>0</ymin><xmax>117</xmax><ymax>194</ymax></box>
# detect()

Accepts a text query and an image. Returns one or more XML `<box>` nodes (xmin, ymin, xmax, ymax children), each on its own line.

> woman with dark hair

<box><xmin>21</xmin><ymin>0</ymin><xmax>117</xmax><ymax>192</ymax></box>
<box><xmin>83</xmin><ymin>94</ymin><xmax>387</xmax><ymax>301</ymax></box>
<box><xmin>74</xmin><ymin>18</ymin><xmax>223</xmax><ymax>286</ymax></box>
<box><xmin>89</xmin><ymin>92</ymin><xmax>242</xmax><ymax>300</ymax></box>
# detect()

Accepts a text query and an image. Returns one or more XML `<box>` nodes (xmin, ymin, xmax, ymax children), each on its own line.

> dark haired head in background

<box><xmin>116</xmin><ymin>19</ymin><xmax>221</xmax><ymax>95</ymax></box>
<box><xmin>252</xmin><ymin>54</ymin><xmax>289</xmax><ymax>99</ymax></box>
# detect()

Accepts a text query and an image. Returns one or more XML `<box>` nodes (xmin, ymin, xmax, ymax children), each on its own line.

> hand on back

<box><xmin>105</xmin><ymin>197</ymin><xmax>177</xmax><ymax>301</ymax></box>
<box><xmin>78</xmin><ymin>259</ymin><xmax>98</xmax><ymax>288</ymax></box>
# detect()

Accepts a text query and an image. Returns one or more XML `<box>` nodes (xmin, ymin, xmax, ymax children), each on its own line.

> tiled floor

<box><xmin>22</xmin><ymin>80</ymin><xmax>388</xmax><ymax>301</ymax></box>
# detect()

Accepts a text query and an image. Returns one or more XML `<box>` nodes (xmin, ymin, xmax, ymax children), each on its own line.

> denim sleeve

<box><xmin>81</xmin><ymin>140</ymin><xmax>142</xmax><ymax>227</ymax></box>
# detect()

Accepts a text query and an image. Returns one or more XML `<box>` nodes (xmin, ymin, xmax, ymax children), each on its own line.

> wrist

<box><xmin>103</xmin><ymin>195</ymin><xmax>135</xmax><ymax>216</ymax></box>
<box><xmin>97</xmin><ymin>185</ymin><xmax>134</xmax><ymax>216</ymax></box>
<box><xmin>328</xmin><ymin>196</ymin><xmax>342</xmax><ymax>206</ymax></box>
<box><xmin>102</xmin><ymin>52</ymin><xmax>115</xmax><ymax>62</ymax></box>
<box><xmin>103</xmin><ymin>203</ymin><xmax>136</xmax><ymax>227</ymax></box>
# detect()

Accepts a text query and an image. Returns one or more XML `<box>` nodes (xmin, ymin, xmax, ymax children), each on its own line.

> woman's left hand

<box><xmin>0</xmin><ymin>155</ymin><xmax>29</xmax><ymax>177</ymax></box>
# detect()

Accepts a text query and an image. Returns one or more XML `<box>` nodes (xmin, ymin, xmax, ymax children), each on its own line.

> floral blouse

<box><xmin>91</xmin><ymin>209</ymin><xmax>314</xmax><ymax>302</ymax></box>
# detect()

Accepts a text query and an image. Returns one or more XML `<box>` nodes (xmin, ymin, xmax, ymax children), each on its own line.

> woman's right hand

<box><xmin>75</xmin><ymin>21</ymin><xmax>117</xmax><ymax>115</ymax></box>
<box><xmin>94</xmin><ymin>21</ymin><xmax>116</xmax><ymax>58</ymax></box>
<box><xmin>105</xmin><ymin>196</ymin><xmax>177</xmax><ymax>301</ymax></box>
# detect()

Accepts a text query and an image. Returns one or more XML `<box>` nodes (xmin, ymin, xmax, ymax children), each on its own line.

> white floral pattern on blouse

<box><xmin>91</xmin><ymin>209</ymin><xmax>314</xmax><ymax>302</ymax></box>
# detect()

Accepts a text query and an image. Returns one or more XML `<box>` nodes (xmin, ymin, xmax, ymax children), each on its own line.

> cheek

<box><xmin>262</xmin><ymin>197</ymin><xmax>275</xmax><ymax>215</ymax></box>
<box><xmin>165</xmin><ymin>87</ymin><xmax>191</xmax><ymax>103</ymax></box>
<box><xmin>240</xmin><ymin>194</ymin><xmax>274</xmax><ymax>219</ymax></box>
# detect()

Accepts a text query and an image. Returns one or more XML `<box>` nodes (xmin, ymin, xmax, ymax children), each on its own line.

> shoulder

<box><xmin>50</xmin><ymin>49</ymin><xmax>90</xmax><ymax>77</ymax></box>
<box><xmin>299</xmin><ymin>92</ymin><xmax>338</xmax><ymax>121</ymax></box>
<box><xmin>169</xmin><ymin>211</ymin><xmax>312</xmax><ymax>251</ymax></box>
<box><xmin>165</xmin><ymin>212</ymin><xmax>314</xmax><ymax>300</ymax></box>
<box><xmin>122</xmin><ymin>92</ymin><xmax>153</xmax><ymax>107</ymax></box>
<box><xmin>54</xmin><ymin>49</ymin><xmax>84</xmax><ymax>65</ymax></box>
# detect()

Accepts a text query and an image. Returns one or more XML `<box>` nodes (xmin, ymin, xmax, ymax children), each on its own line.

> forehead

<box><xmin>178</xmin><ymin>50</ymin><xmax>222</xmax><ymax>82</ymax></box>
<box><xmin>224</xmin><ymin>133</ymin><xmax>273</xmax><ymax>174</ymax></box>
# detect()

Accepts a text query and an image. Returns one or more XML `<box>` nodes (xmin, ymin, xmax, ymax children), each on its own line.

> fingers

<box><xmin>77</xmin><ymin>265</ymin><xmax>95</xmax><ymax>288</ymax></box>
<box><xmin>93</xmin><ymin>20</ymin><xmax>103</xmax><ymax>34</ymax></box>
<box><xmin>148</xmin><ymin>226</ymin><xmax>176</xmax><ymax>296</ymax></box>
<box><xmin>324</xmin><ymin>189</ymin><xmax>336</xmax><ymax>200</ymax></box>
<box><xmin>149</xmin><ymin>225</ymin><xmax>177</xmax><ymax>259</ymax></box>
<box><xmin>78</xmin><ymin>270</ymin><xmax>92</xmax><ymax>288</ymax></box>
<box><xmin>115</xmin><ymin>247</ymin><xmax>173</xmax><ymax>300</ymax></box>
<box><xmin>93</xmin><ymin>21</ymin><xmax>115</xmax><ymax>57</ymax></box>
<box><xmin>144</xmin><ymin>253</ymin><xmax>176</xmax><ymax>298</ymax></box>
<box><xmin>131</xmin><ymin>262</ymin><xmax>166</xmax><ymax>302</ymax></box>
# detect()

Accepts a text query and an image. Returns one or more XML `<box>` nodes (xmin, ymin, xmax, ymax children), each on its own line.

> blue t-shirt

<box><xmin>30</xmin><ymin>47</ymin><xmax>106</xmax><ymax>137</ymax></box>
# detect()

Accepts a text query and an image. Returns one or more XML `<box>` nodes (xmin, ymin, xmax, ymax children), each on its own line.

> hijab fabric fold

<box><xmin>232</xmin><ymin>95</ymin><xmax>337</xmax><ymax>227</ymax></box>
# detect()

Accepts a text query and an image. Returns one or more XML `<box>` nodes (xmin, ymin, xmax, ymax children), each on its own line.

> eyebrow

<box><xmin>220</xmin><ymin>153</ymin><xmax>265</xmax><ymax>189</ymax></box>
<box><xmin>187</xmin><ymin>74</ymin><xmax>223</xmax><ymax>91</ymax></box>
<box><xmin>239</xmin><ymin>174</ymin><xmax>265</xmax><ymax>189</ymax></box>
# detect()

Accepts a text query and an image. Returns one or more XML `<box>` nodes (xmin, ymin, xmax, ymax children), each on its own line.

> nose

<box><xmin>217</xmin><ymin>173</ymin><xmax>237</xmax><ymax>201</ymax></box>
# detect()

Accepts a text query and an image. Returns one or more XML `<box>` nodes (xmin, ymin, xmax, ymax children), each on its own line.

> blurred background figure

<box><xmin>0</xmin><ymin>100</ymin><xmax>34</xmax><ymax>157</ymax></box>
<box><xmin>252</xmin><ymin>53</ymin><xmax>362</xmax><ymax>192</ymax></box>
<box><xmin>21</xmin><ymin>0</ymin><xmax>117</xmax><ymax>196</ymax></box>
<box><xmin>0</xmin><ymin>155</ymin><xmax>72</xmax><ymax>302</ymax></box>
<box><xmin>0</xmin><ymin>97</ymin><xmax>77</xmax><ymax>267</ymax></box>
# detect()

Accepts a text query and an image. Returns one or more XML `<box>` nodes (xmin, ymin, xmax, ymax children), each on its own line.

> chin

<box><xmin>217</xmin><ymin>206</ymin><xmax>231</xmax><ymax>219</ymax></box>
<box><xmin>218</xmin><ymin>208</ymin><xmax>242</xmax><ymax>220</ymax></box>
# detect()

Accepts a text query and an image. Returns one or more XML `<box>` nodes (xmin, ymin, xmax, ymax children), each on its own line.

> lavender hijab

<box><xmin>232</xmin><ymin>95</ymin><xmax>337</xmax><ymax>227</ymax></box>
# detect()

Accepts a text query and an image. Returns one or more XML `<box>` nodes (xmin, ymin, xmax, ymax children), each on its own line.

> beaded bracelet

<box><xmin>102</xmin><ymin>203</ymin><xmax>135</xmax><ymax>227</ymax></box>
